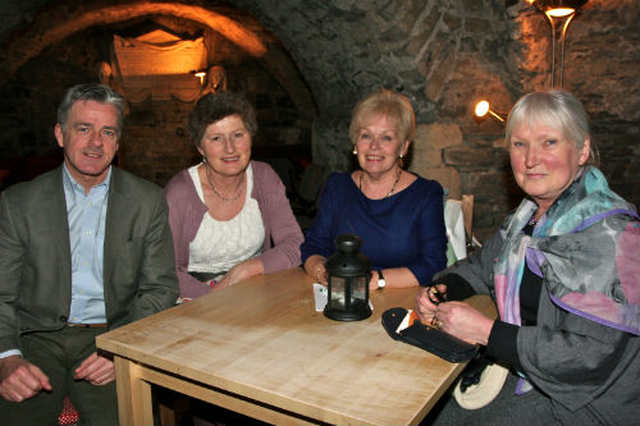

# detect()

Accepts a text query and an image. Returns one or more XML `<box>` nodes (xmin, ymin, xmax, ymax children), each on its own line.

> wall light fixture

<box><xmin>193</xmin><ymin>70</ymin><xmax>207</xmax><ymax>85</ymax></box>
<box><xmin>473</xmin><ymin>100</ymin><xmax>506</xmax><ymax>123</ymax></box>
<box><xmin>531</xmin><ymin>0</ymin><xmax>588</xmax><ymax>88</ymax></box>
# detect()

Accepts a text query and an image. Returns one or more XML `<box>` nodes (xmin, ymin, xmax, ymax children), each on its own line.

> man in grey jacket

<box><xmin>0</xmin><ymin>84</ymin><xmax>178</xmax><ymax>425</ymax></box>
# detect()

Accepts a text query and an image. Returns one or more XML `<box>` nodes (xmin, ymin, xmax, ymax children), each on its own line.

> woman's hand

<box><xmin>432</xmin><ymin>301</ymin><xmax>494</xmax><ymax>346</ymax></box>
<box><xmin>415</xmin><ymin>284</ymin><xmax>448</xmax><ymax>324</ymax></box>
<box><xmin>304</xmin><ymin>255</ymin><xmax>328</xmax><ymax>284</ymax></box>
<box><xmin>216</xmin><ymin>258</ymin><xmax>264</xmax><ymax>288</ymax></box>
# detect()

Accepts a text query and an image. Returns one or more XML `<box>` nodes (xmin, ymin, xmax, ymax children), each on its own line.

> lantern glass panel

<box><xmin>329</xmin><ymin>276</ymin><xmax>346</xmax><ymax>308</ymax></box>
<box><xmin>351</xmin><ymin>276</ymin><xmax>367</xmax><ymax>303</ymax></box>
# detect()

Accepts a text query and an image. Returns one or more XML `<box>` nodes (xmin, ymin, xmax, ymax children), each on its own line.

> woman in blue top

<box><xmin>301</xmin><ymin>88</ymin><xmax>448</xmax><ymax>290</ymax></box>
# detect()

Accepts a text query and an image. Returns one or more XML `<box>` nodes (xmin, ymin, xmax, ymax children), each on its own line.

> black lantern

<box><xmin>324</xmin><ymin>234</ymin><xmax>372</xmax><ymax>321</ymax></box>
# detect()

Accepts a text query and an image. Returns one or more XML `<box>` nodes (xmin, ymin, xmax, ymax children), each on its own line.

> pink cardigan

<box><xmin>164</xmin><ymin>161</ymin><xmax>303</xmax><ymax>299</ymax></box>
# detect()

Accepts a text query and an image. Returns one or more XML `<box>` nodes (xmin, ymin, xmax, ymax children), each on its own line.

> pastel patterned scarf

<box><xmin>493</xmin><ymin>166</ymin><xmax>639</xmax><ymax>335</ymax></box>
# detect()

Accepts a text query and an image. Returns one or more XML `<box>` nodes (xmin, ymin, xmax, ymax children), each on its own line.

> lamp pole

<box><xmin>544</xmin><ymin>9</ymin><xmax>577</xmax><ymax>88</ymax></box>
<box><xmin>535</xmin><ymin>0</ymin><xmax>588</xmax><ymax>88</ymax></box>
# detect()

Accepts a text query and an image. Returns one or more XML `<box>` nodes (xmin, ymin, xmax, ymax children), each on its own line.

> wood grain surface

<box><xmin>97</xmin><ymin>267</ymin><xmax>496</xmax><ymax>426</ymax></box>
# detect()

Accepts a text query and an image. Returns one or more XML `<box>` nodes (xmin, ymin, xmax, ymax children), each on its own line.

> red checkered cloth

<box><xmin>59</xmin><ymin>396</ymin><xmax>80</xmax><ymax>426</ymax></box>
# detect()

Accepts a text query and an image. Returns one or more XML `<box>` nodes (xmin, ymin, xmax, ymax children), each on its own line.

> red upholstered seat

<box><xmin>59</xmin><ymin>396</ymin><xmax>80</xmax><ymax>426</ymax></box>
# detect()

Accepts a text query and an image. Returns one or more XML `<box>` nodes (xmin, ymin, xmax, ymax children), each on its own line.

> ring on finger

<box><xmin>431</xmin><ymin>315</ymin><xmax>438</xmax><ymax>327</ymax></box>
<box><xmin>429</xmin><ymin>286</ymin><xmax>438</xmax><ymax>303</ymax></box>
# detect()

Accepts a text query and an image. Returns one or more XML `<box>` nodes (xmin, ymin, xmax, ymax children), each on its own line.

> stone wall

<box><xmin>0</xmin><ymin>0</ymin><xmax>638</xmax><ymax>241</ymax></box>
<box><xmin>232</xmin><ymin>0</ymin><xmax>639</xmax><ymax>239</ymax></box>
<box><xmin>0</xmin><ymin>6</ymin><xmax>314</xmax><ymax>189</ymax></box>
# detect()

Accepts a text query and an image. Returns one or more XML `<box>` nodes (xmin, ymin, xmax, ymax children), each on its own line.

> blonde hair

<box><xmin>348</xmin><ymin>88</ymin><xmax>415</xmax><ymax>145</ymax></box>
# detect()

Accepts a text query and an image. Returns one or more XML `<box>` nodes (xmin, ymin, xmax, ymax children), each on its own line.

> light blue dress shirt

<box><xmin>63</xmin><ymin>164</ymin><xmax>110</xmax><ymax>324</ymax></box>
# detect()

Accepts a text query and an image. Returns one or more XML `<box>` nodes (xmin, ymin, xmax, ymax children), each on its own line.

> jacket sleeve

<box><xmin>125</xmin><ymin>190</ymin><xmax>180</xmax><ymax>322</ymax></box>
<box><xmin>254</xmin><ymin>163</ymin><xmax>303</xmax><ymax>273</ymax></box>
<box><xmin>432</xmin><ymin>229</ymin><xmax>504</xmax><ymax>296</ymax></box>
<box><xmin>0</xmin><ymin>191</ymin><xmax>25</xmax><ymax>353</ymax></box>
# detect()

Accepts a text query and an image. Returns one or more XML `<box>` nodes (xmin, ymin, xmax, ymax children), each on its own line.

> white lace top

<box><xmin>187</xmin><ymin>164</ymin><xmax>265</xmax><ymax>279</ymax></box>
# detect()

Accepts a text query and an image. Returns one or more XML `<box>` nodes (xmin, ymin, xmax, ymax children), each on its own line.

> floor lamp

<box><xmin>533</xmin><ymin>0</ymin><xmax>588</xmax><ymax>88</ymax></box>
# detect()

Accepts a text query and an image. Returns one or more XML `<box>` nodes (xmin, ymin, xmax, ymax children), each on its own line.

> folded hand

<box><xmin>0</xmin><ymin>356</ymin><xmax>51</xmax><ymax>402</ymax></box>
<box><xmin>74</xmin><ymin>352</ymin><xmax>115</xmax><ymax>386</ymax></box>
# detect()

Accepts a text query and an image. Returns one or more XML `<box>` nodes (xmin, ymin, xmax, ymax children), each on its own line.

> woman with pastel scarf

<box><xmin>417</xmin><ymin>90</ymin><xmax>639</xmax><ymax>426</ymax></box>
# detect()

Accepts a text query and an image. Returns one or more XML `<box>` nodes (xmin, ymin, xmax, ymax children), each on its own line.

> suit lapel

<box><xmin>44</xmin><ymin>167</ymin><xmax>72</xmax><ymax>288</ymax></box>
<box><xmin>20</xmin><ymin>166</ymin><xmax>74</xmax><ymax>316</ymax></box>
<box><xmin>103</xmin><ymin>168</ymin><xmax>130</xmax><ymax>286</ymax></box>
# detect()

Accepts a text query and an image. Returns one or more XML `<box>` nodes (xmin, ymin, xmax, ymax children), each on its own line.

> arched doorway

<box><xmin>0</xmin><ymin>1</ymin><xmax>317</xmax><ymax>188</ymax></box>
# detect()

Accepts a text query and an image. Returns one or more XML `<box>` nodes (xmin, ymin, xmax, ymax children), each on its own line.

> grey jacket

<box><xmin>438</xmin><ymin>229</ymin><xmax>640</xmax><ymax>425</ymax></box>
<box><xmin>0</xmin><ymin>166</ymin><xmax>179</xmax><ymax>353</ymax></box>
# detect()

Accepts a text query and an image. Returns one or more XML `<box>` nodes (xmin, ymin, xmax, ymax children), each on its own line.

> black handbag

<box><xmin>381</xmin><ymin>307</ymin><xmax>478</xmax><ymax>363</ymax></box>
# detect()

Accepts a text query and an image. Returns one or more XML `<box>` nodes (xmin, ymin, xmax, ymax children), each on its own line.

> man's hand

<box><xmin>74</xmin><ymin>352</ymin><xmax>115</xmax><ymax>386</ymax></box>
<box><xmin>0</xmin><ymin>355</ymin><xmax>51</xmax><ymax>402</ymax></box>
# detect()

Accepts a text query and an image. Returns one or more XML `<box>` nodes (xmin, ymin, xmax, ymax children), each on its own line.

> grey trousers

<box><xmin>0</xmin><ymin>326</ymin><xmax>118</xmax><ymax>426</ymax></box>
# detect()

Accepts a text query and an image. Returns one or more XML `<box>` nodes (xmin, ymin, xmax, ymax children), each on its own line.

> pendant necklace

<box><xmin>359</xmin><ymin>168</ymin><xmax>402</xmax><ymax>198</ymax></box>
<box><xmin>205</xmin><ymin>164</ymin><xmax>243</xmax><ymax>202</ymax></box>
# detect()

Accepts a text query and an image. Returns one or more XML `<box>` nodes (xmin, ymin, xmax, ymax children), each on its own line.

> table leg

<box><xmin>114</xmin><ymin>356</ymin><xmax>154</xmax><ymax>426</ymax></box>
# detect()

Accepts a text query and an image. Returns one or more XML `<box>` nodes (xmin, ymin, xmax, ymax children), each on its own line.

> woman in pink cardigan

<box><xmin>164</xmin><ymin>92</ymin><xmax>303</xmax><ymax>300</ymax></box>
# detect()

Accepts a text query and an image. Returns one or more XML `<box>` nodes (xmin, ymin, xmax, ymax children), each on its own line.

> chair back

<box><xmin>445</xmin><ymin>194</ymin><xmax>475</xmax><ymax>266</ymax></box>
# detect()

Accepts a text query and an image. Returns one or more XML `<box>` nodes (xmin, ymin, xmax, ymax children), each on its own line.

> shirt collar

<box><xmin>62</xmin><ymin>164</ymin><xmax>112</xmax><ymax>195</ymax></box>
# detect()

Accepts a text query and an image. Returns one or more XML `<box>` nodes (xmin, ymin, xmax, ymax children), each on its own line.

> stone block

<box><xmin>414</xmin><ymin>123</ymin><xmax>463</xmax><ymax>151</ymax></box>
<box><xmin>443</xmin><ymin>144</ymin><xmax>507</xmax><ymax>170</ymax></box>
<box><xmin>409</xmin><ymin>165</ymin><xmax>462</xmax><ymax>200</ymax></box>
<box><xmin>409</xmin><ymin>144</ymin><xmax>442</xmax><ymax>169</ymax></box>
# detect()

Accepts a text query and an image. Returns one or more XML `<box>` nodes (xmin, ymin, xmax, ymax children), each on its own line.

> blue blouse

<box><xmin>301</xmin><ymin>172</ymin><xmax>448</xmax><ymax>284</ymax></box>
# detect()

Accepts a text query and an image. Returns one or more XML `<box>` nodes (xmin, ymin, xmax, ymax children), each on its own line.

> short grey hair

<box><xmin>505</xmin><ymin>90</ymin><xmax>598</xmax><ymax>166</ymax></box>
<box><xmin>57</xmin><ymin>84</ymin><xmax>125</xmax><ymax>135</ymax></box>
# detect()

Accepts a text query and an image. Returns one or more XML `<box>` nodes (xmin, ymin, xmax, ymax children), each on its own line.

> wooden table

<box><xmin>97</xmin><ymin>267</ymin><xmax>496</xmax><ymax>426</ymax></box>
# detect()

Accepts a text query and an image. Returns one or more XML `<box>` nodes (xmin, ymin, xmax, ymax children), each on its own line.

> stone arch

<box><xmin>0</xmin><ymin>1</ymin><xmax>317</xmax><ymax>118</ymax></box>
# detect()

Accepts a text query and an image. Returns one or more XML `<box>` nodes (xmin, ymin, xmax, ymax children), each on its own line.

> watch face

<box><xmin>377</xmin><ymin>278</ymin><xmax>386</xmax><ymax>288</ymax></box>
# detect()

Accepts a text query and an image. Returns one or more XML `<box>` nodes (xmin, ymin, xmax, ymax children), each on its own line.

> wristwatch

<box><xmin>376</xmin><ymin>269</ymin><xmax>386</xmax><ymax>289</ymax></box>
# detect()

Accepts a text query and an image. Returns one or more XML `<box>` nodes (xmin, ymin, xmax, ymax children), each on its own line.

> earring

<box><xmin>202</xmin><ymin>156</ymin><xmax>207</xmax><ymax>164</ymax></box>
<box><xmin>352</xmin><ymin>146</ymin><xmax>358</xmax><ymax>155</ymax></box>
